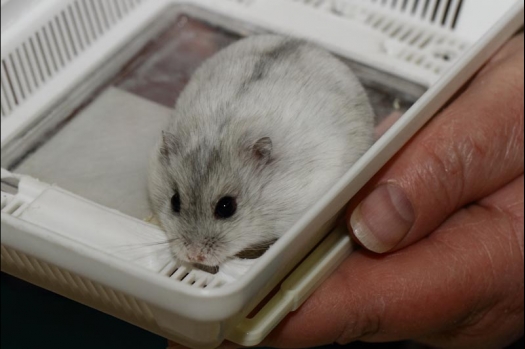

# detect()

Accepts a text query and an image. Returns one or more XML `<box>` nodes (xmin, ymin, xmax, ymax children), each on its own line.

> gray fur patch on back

<box><xmin>240</xmin><ymin>39</ymin><xmax>303</xmax><ymax>92</ymax></box>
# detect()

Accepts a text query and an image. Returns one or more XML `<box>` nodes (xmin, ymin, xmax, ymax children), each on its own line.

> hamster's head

<box><xmin>148</xmin><ymin>131</ymin><xmax>277</xmax><ymax>267</ymax></box>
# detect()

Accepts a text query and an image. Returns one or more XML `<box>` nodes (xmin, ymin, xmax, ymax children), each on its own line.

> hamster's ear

<box><xmin>251</xmin><ymin>137</ymin><xmax>272</xmax><ymax>163</ymax></box>
<box><xmin>160</xmin><ymin>131</ymin><xmax>179</xmax><ymax>160</ymax></box>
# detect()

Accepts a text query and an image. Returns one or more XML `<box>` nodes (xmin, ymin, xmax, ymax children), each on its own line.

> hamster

<box><xmin>148</xmin><ymin>35</ymin><xmax>374</xmax><ymax>267</ymax></box>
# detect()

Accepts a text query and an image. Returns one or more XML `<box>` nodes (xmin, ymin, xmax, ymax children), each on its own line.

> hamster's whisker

<box><xmin>122</xmin><ymin>250</ymin><xmax>173</xmax><ymax>263</ymax></box>
<box><xmin>111</xmin><ymin>240</ymin><xmax>169</xmax><ymax>248</ymax></box>
<box><xmin>110</xmin><ymin>238</ymin><xmax>180</xmax><ymax>253</ymax></box>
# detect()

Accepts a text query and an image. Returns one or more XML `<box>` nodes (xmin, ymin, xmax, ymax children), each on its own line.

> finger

<box><xmin>261</xmin><ymin>176</ymin><xmax>524</xmax><ymax>348</ymax></box>
<box><xmin>347</xmin><ymin>34</ymin><xmax>524</xmax><ymax>253</ymax></box>
<box><xmin>480</xmin><ymin>33</ymin><xmax>525</xmax><ymax>75</ymax></box>
<box><xmin>414</xmin><ymin>175</ymin><xmax>524</xmax><ymax>348</ymax></box>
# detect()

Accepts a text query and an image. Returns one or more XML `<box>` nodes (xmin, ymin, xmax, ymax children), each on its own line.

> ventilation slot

<box><xmin>165</xmin><ymin>262</ymin><xmax>226</xmax><ymax>289</ymax></box>
<box><xmin>0</xmin><ymin>0</ymin><xmax>144</xmax><ymax>119</ymax></box>
<box><xmin>331</xmin><ymin>0</ymin><xmax>468</xmax><ymax>74</ymax></box>
<box><xmin>363</xmin><ymin>0</ymin><xmax>464</xmax><ymax>29</ymax></box>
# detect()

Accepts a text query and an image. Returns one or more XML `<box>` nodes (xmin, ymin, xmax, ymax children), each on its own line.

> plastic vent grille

<box><xmin>1</xmin><ymin>244</ymin><xmax>158</xmax><ymax>325</ymax></box>
<box><xmin>335</xmin><ymin>0</ymin><xmax>464</xmax><ymax>30</ymax></box>
<box><xmin>281</xmin><ymin>0</ymin><xmax>468</xmax><ymax>78</ymax></box>
<box><xmin>328</xmin><ymin>0</ymin><xmax>468</xmax><ymax>76</ymax></box>
<box><xmin>161</xmin><ymin>261</ymin><xmax>227</xmax><ymax>289</ymax></box>
<box><xmin>0</xmin><ymin>0</ymin><xmax>143</xmax><ymax>119</ymax></box>
<box><xmin>368</xmin><ymin>12</ymin><xmax>466</xmax><ymax>74</ymax></box>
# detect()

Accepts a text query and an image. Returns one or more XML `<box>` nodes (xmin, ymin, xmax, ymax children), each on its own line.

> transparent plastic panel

<box><xmin>11</xmin><ymin>9</ymin><xmax>423</xmax><ymax>222</ymax></box>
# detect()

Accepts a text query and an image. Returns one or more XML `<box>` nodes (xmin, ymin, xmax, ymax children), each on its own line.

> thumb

<box><xmin>348</xmin><ymin>34</ymin><xmax>524</xmax><ymax>253</ymax></box>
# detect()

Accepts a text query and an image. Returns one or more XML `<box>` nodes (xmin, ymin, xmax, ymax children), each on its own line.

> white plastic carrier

<box><xmin>1</xmin><ymin>1</ymin><xmax>523</xmax><ymax>348</ymax></box>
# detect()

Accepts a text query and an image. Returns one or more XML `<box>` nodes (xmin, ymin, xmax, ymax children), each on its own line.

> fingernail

<box><xmin>350</xmin><ymin>183</ymin><xmax>414</xmax><ymax>253</ymax></box>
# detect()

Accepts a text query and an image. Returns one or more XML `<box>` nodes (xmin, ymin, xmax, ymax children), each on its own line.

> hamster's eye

<box><xmin>214</xmin><ymin>197</ymin><xmax>237</xmax><ymax>219</ymax></box>
<box><xmin>171</xmin><ymin>193</ymin><xmax>181</xmax><ymax>213</ymax></box>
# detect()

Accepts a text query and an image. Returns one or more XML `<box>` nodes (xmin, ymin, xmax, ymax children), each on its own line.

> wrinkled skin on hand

<box><xmin>169</xmin><ymin>34</ymin><xmax>524</xmax><ymax>349</ymax></box>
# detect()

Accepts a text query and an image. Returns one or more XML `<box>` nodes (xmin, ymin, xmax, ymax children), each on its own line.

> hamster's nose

<box><xmin>187</xmin><ymin>252</ymin><xmax>205</xmax><ymax>263</ymax></box>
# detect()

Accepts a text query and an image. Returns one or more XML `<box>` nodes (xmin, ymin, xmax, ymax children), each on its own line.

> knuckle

<box><xmin>503</xmin><ymin>198</ymin><xmax>524</xmax><ymax>263</ymax></box>
<box><xmin>502</xmin><ymin>193</ymin><xmax>525</xmax><ymax>265</ymax></box>
<box><xmin>416</xmin><ymin>136</ymin><xmax>468</xmax><ymax>210</ymax></box>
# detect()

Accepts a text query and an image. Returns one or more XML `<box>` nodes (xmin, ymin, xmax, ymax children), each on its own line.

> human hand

<box><xmin>169</xmin><ymin>34</ymin><xmax>524</xmax><ymax>349</ymax></box>
<box><xmin>260</xmin><ymin>33</ymin><xmax>524</xmax><ymax>349</ymax></box>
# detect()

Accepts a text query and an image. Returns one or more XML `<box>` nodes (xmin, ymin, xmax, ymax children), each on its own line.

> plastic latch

<box><xmin>227</xmin><ymin>224</ymin><xmax>354</xmax><ymax>347</ymax></box>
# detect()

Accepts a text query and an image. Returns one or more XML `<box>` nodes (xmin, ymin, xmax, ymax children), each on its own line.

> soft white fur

<box><xmin>148</xmin><ymin>35</ymin><xmax>374</xmax><ymax>266</ymax></box>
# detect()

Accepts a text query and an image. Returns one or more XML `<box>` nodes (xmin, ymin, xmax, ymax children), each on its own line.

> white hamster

<box><xmin>148</xmin><ymin>35</ymin><xmax>374</xmax><ymax>267</ymax></box>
